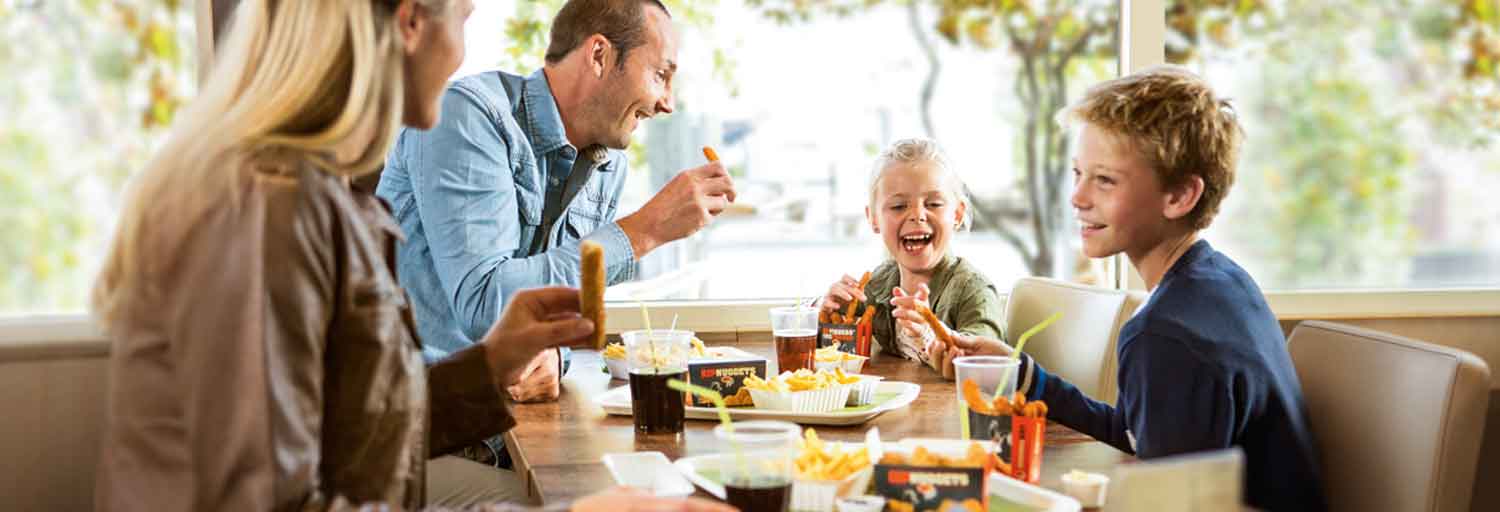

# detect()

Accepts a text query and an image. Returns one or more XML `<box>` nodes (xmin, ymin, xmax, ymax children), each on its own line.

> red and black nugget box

<box><xmin>873</xmin><ymin>445</ymin><xmax>994</xmax><ymax>512</ymax></box>
<box><xmin>686</xmin><ymin>347</ymin><xmax>767</xmax><ymax>407</ymax></box>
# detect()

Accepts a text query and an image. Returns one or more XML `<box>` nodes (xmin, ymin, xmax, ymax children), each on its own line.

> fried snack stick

<box><xmin>917</xmin><ymin>304</ymin><xmax>955</xmax><ymax>350</ymax></box>
<box><xmin>702</xmin><ymin>146</ymin><xmax>720</xmax><ymax>162</ymax></box>
<box><xmin>843</xmin><ymin>271</ymin><xmax>872</xmax><ymax>321</ymax></box>
<box><xmin>579</xmin><ymin>240</ymin><xmax>607</xmax><ymax>349</ymax></box>
<box><xmin>858</xmin><ymin>305</ymin><xmax>875</xmax><ymax>327</ymax></box>
<box><xmin>961</xmin><ymin>379</ymin><xmax>995</xmax><ymax>415</ymax></box>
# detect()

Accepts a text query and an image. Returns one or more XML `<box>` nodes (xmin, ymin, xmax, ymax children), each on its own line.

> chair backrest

<box><xmin>0</xmin><ymin>319</ymin><xmax>111</xmax><ymax>510</ymax></box>
<box><xmin>1004</xmin><ymin>277</ymin><xmax>1142</xmax><ymax>404</ymax></box>
<box><xmin>1288</xmin><ymin>321</ymin><xmax>1491</xmax><ymax>512</ymax></box>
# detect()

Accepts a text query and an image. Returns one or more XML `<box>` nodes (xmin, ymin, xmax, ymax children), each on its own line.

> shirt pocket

<box><xmin>565</xmin><ymin>206</ymin><xmax>606</xmax><ymax>240</ymax></box>
<box><xmin>334</xmin><ymin>277</ymin><xmax>417</xmax><ymax>416</ymax></box>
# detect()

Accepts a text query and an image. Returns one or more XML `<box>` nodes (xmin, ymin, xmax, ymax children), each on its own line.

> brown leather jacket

<box><xmin>96</xmin><ymin>158</ymin><xmax>516</xmax><ymax>511</ymax></box>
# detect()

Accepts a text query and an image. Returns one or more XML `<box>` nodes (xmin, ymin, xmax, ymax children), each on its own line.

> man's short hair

<box><xmin>544</xmin><ymin>0</ymin><xmax>671</xmax><ymax>68</ymax></box>
<box><xmin>1061</xmin><ymin>65</ymin><xmax>1244</xmax><ymax>230</ymax></box>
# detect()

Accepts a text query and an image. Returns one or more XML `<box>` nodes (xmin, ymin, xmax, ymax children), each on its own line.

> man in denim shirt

<box><xmin>379</xmin><ymin>0</ymin><xmax>734</xmax><ymax>412</ymax></box>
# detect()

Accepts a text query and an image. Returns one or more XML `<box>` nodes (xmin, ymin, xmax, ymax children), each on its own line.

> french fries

<box><xmin>742</xmin><ymin>368</ymin><xmax>860</xmax><ymax>393</ymax></box>
<box><xmin>691</xmin><ymin>337</ymin><xmax>707</xmax><ymax>358</ymax></box>
<box><xmin>916</xmin><ymin>304</ymin><xmax>954</xmax><ymax>350</ymax></box>
<box><xmin>579</xmin><ymin>241</ymin><xmax>607</xmax><ymax>349</ymax></box>
<box><xmin>601</xmin><ymin>343</ymin><xmax>626</xmax><ymax>360</ymax></box>
<box><xmin>814</xmin><ymin>345</ymin><xmax>862</xmax><ymax>363</ymax></box>
<box><xmin>795</xmin><ymin>428</ymin><xmax>872</xmax><ymax>481</ymax></box>
<box><xmin>702</xmin><ymin>146</ymin><xmax>720</xmax><ymax>162</ymax></box>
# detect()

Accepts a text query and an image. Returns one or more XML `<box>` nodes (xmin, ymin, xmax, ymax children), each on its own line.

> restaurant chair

<box><xmin>1288</xmin><ymin>321</ymin><xmax>1491</xmax><ymax>512</ymax></box>
<box><xmin>1004</xmin><ymin>277</ymin><xmax>1142</xmax><ymax>405</ymax></box>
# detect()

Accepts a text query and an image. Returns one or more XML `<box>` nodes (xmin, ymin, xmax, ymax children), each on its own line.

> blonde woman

<box><xmin>91</xmin><ymin>1</ymin><xmax>731</xmax><ymax>510</ymax></box>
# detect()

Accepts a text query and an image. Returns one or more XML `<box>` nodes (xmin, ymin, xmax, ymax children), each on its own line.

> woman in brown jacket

<box><xmin>90</xmin><ymin>1</ymin><xmax>729</xmax><ymax>511</ymax></box>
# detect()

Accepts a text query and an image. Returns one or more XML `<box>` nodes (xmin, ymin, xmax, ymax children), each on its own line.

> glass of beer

<box><xmin>716</xmin><ymin>420</ymin><xmax>798</xmax><ymax>512</ymax></box>
<box><xmin>768</xmin><ymin>306</ymin><xmax>819</xmax><ymax>373</ymax></box>
<box><xmin>622</xmin><ymin>329</ymin><xmax>694</xmax><ymax>436</ymax></box>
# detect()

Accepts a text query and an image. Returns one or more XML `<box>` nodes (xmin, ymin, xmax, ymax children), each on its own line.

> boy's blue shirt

<box><xmin>1024</xmin><ymin>240</ymin><xmax>1327</xmax><ymax>511</ymax></box>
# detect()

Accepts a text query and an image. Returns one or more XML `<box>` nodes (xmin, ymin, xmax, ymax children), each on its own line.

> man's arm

<box><xmin>403</xmin><ymin>85</ymin><xmax>634</xmax><ymax>342</ymax></box>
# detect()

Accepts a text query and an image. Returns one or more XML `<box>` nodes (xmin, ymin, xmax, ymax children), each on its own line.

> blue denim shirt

<box><xmin>378</xmin><ymin>69</ymin><xmax>637</xmax><ymax>362</ymax></box>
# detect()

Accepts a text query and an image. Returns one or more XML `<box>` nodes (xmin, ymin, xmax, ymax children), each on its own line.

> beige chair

<box><xmin>0</xmin><ymin>318</ymin><xmax>111</xmax><ymax>510</ymax></box>
<box><xmin>1288</xmin><ymin>321</ymin><xmax>1491</xmax><ymax>512</ymax></box>
<box><xmin>1004</xmin><ymin>277</ymin><xmax>1145</xmax><ymax>404</ymax></box>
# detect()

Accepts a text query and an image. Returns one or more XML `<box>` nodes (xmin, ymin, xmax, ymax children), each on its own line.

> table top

<box><xmin>504</xmin><ymin>336</ymin><xmax>1132</xmax><ymax>508</ymax></box>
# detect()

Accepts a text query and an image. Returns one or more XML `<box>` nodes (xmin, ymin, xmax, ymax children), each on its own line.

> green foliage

<box><xmin>496</xmin><ymin>0</ymin><xmax>733</xmax><ymax>174</ymax></box>
<box><xmin>0</xmin><ymin>0</ymin><xmax>193</xmax><ymax>312</ymax></box>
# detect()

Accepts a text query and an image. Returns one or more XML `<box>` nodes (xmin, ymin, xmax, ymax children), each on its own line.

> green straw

<box><xmin>667</xmin><ymin>380</ymin><xmax>732</xmax><ymax>429</ymax></box>
<box><xmin>669</xmin><ymin>379</ymin><xmax>746</xmax><ymax>481</ymax></box>
<box><xmin>995</xmin><ymin>312</ymin><xmax>1063</xmax><ymax>398</ymax></box>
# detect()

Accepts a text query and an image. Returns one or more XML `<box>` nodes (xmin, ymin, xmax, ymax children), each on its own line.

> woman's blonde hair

<box><xmin>868</xmin><ymin>138</ymin><xmax>974</xmax><ymax>231</ymax></box>
<box><xmin>92</xmin><ymin>0</ymin><xmax>448</xmax><ymax>322</ymax></box>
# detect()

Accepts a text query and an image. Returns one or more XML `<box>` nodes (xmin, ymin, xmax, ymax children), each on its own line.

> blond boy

<box><xmin>913</xmin><ymin>66</ymin><xmax>1327</xmax><ymax>511</ymax></box>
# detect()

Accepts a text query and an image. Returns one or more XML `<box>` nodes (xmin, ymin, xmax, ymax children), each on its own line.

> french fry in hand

<box><xmin>917</xmin><ymin>304</ymin><xmax>955</xmax><ymax>350</ymax></box>
<box><xmin>579</xmin><ymin>241</ymin><xmax>607</xmax><ymax>349</ymax></box>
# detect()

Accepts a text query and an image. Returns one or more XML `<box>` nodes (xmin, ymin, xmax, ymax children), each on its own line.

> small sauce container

<box><xmin>1061</xmin><ymin>469</ymin><xmax>1110</xmax><ymax>508</ymax></box>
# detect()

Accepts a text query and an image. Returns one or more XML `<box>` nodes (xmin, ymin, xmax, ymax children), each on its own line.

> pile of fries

<box><xmin>795</xmin><ymin>428</ymin><xmax>871</xmax><ymax>482</ymax></box>
<box><xmin>743</xmin><ymin>368</ymin><xmax>862</xmax><ymax>393</ymax></box>
<box><xmin>601</xmin><ymin>343</ymin><xmax>626</xmax><ymax>360</ymax></box>
<box><xmin>822</xmin><ymin>271</ymin><xmax>876</xmax><ymax>326</ymax></box>
<box><xmin>814</xmin><ymin>345</ymin><xmax>863</xmax><ymax>363</ymax></box>
<box><xmin>961</xmin><ymin>380</ymin><xmax>1049</xmax><ymax>418</ymax></box>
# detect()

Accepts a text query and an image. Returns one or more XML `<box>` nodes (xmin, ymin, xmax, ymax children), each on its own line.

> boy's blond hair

<box><xmin>1061</xmin><ymin>65</ymin><xmax>1243</xmax><ymax>230</ymax></box>
<box><xmin>869</xmin><ymin>138</ymin><xmax>973</xmax><ymax>231</ymax></box>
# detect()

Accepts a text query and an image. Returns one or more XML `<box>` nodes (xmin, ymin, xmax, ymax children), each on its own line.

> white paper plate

<box><xmin>596</xmin><ymin>381</ymin><xmax>920</xmax><ymax>426</ymax></box>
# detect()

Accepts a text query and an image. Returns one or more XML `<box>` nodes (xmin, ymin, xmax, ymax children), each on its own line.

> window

<box><xmin>1175</xmin><ymin>1</ymin><xmax>1500</xmax><ymax>290</ymax></box>
<box><xmin>481</xmin><ymin>0</ymin><xmax>1120</xmax><ymax>302</ymax></box>
<box><xmin>0</xmin><ymin>1</ymin><xmax>197</xmax><ymax>313</ymax></box>
<box><xmin>4</xmin><ymin>1</ymin><xmax>1495</xmax><ymax>319</ymax></box>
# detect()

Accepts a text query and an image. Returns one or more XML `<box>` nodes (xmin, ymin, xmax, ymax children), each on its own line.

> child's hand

<box><xmin>822</xmin><ymin>273</ymin><xmax>868</xmax><ymax>313</ymax></box>
<box><xmin>889</xmin><ymin>284</ymin><xmax>933</xmax><ymax>340</ymax></box>
<box><xmin>924</xmin><ymin>332</ymin><xmax>1014</xmax><ymax>380</ymax></box>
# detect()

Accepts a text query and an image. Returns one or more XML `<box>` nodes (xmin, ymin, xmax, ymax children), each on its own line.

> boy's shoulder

<box><xmin>1124</xmin><ymin>241</ymin><xmax>1281</xmax><ymax>366</ymax></box>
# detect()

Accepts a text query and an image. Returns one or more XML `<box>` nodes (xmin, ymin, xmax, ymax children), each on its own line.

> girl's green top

<box><xmin>861</xmin><ymin>255</ymin><xmax>1006</xmax><ymax>358</ymax></box>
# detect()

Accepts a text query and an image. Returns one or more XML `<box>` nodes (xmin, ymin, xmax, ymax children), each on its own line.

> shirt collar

<box><xmin>520</xmin><ymin>69</ymin><xmax>616</xmax><ymax>173</ymax></box>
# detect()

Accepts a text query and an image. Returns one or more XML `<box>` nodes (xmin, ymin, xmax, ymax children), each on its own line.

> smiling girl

<box><xmin>821</xmin><ymin>138</ymin><xmax>1004</xmax><ymax>375</ymax></box>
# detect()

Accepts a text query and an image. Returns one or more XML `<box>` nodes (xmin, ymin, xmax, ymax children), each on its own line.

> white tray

<box><xmin>674</xmin><ymin>440</ymin><xmax>1080</xmax><ymax>512</ymax></box>
<box><xmin>596</xmin><ymin>381</ymin><xmax>920</xmax><ymax>426</ymax></box>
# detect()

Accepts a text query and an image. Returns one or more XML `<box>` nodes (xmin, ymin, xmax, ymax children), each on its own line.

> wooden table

<box><xmin>505</xmin><ymin>336</ymin><xmax>1131</xmax><ymax>508</ymax></box>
